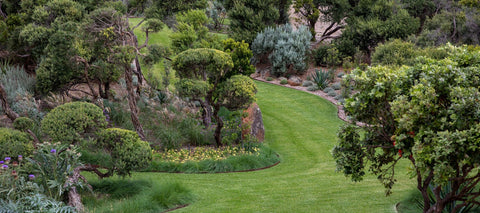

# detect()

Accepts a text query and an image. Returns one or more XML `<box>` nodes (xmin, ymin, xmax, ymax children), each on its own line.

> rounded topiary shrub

<box><xmin>0</xmin><ymin>128</ymin><xmax>34</xmax><ymax>159</ymax></box>
<box><xmin>97</xmin><ymin>128</ymin><xmax>152</xmax><ymax>177</ymax></box>
<box><xmin>41</xmin><ymin>102</ymin><xmax>107</xmax><ymax>144</ymax></box>
<box><xmin>13</xmin><ymin>117</ymin><xmax>35</xmax><ymax>131</ymax></box>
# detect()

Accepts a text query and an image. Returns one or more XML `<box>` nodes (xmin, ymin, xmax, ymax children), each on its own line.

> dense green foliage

<box><xmin>41</xmin><ymin>102</ymin><xmax>107</xmax><ymax>144</ymax></box>
<box><xmin>222</xmin><ymin>38</ymin><xmax>255</xmax><ymax>78</ymax></box>
<box><xmin>13</xmin><ymin>117</ymin><xmax>34</xmax><ymax>131</ymax></box>
<box><xmin>96</xmin><ymin>128</ymin><xmax>152</xmax><ymax>177</ymax></box>
<box><xmin>0</xmin><ymin>128</ymin><xmax>33</xmax><ymax>159</ymax></box>
<box><xmin>333</xmin><ymin>46</ymin><xmax>480</xmax><ymax>212</ymax></box>
<box><xmin>170</xmin><ymin>9</ymin><xmax>222</xmax><ymax>53</ymax></box>
<box><xmin>371</xmin><ymin>39</ymin><xmax>418</xmax><ymax>66</ymax></box>
<box><xmin>225</xmin><ymin>0</ymin><xmax>280</xmax><ymax>44</ymax></box>
<box><xmin>217</xmin><ymin>75</ymin><xmax>257</xmax><ymax>111</ymax></box>
<box><xmin>173</xmin><ymin>48</ymin><xmax>256</xmax><ymax>146</ymax></box>
<box><xmin>252</xmin><ymin>24</ymin><xmax>311</xmax><ymax>76</ymax></box>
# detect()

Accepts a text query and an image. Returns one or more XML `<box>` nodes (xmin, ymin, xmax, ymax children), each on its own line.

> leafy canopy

<box><xmin>333</xmin><ymin>45</ymin><xmax>480</xmax><ymax>212</ymax></box>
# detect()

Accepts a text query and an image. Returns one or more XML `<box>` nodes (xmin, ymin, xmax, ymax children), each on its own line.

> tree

<box><xmin>400</xmin><ymin>0</ymin><xmax>436</xmax><ymax>34</ymax></box>
<box><xmin>225</xmin><ymin>0</ymin><xmax>279</xmax><ymax>44</ymax></box>
<box><xmin>293</xmin><ymin>0</ymin><xmax>349</xmax><ymax>42</ymax></box>
<box><xmin>170</xmin><ymin>9</ymin><xmax>222</xmax><ymax>53</ymax></box>
<box><xmin>173</xmin><ymin>48</ymin><xmax>257</xmax><ymax>146</ymax></box>
<box><xmin>333</xmin><ymin>46</ymin><xmax>480</xmax><ymax>213</ymax></box>
<box><xmin>415</xmin><ymin>2</ymin><xmax>480</xmax><ymax>47</ymax></box>
<box><xmin>337</xmin><ymin>0</ymin><xmax>419</xmax><ymax>63</ymax></box>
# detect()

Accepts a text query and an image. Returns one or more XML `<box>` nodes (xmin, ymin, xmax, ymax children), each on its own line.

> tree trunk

<box><xmin>198</xmin><ymin>100</ymin><xmax>213</xmax><ymax>128</ymax></box>
<box><xmin>213</xmin><ymin>104</ymin><xmax>223</xmax><ymax>147</ymax></box>
<box><xmin>65</xmin><ymin>166</ymin><xmax>93</xmax><ymax>213</ymax></box>
<box><xmin>124</xmin><ymin>66</ymin><xmax>146</xmax><ymax>140</ymax></box>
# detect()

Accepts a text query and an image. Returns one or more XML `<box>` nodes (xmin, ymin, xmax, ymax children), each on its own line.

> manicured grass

<box><xmin>87</xmin><ymin>81</ymin><xmax>417</xmax><ymax>212</ymax></box>
<box><xmin>129</xmin><ymin>17</ymin><xmax>172</xmax><ymax>47</ymax></box>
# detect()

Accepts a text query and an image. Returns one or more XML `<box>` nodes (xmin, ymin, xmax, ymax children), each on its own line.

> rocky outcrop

<box><xmin>242</xmin><ymin>103</ymin><xmax>265</xmax><ymax>142</ymax></box>
<box><xmin>288</xmin><ymin>75</ymin><xmax>302</xmax><ymax>86</ymax></box>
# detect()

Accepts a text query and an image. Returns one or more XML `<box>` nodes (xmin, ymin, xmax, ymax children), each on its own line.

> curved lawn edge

<box><xmin>162</xmin><ymin>204</ymin><xmax>190</xmax><ymax>213</ymax></box>
<box><xmin>145</xmin><ymin>157</ymin><xmax>280</xmax><ymax>174</ymax></box>
<box><xmin>252</xmin><ymin>78</ymin><xmax>347</xmax><ymax>122</ymax></box>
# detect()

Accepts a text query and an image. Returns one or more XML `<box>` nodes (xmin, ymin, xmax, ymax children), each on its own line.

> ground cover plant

<box><xmin>145</xmin><ymin>143</ymin><xmax>279</xmax><ymax>173</ymax></box>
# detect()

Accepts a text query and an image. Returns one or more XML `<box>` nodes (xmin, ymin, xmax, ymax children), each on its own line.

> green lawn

<box><xmin>129</xmin><ymin>18</ymin><xmax>172</xmax><ymax>47</ymax></box>
<box><xmin>89</xmin><ymin>81</ymin><xmax>417</xmax><ymax>212</ymax></box>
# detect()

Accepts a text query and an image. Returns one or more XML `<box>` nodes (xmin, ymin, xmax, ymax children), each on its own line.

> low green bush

<box><xmin>323</xmin><ymin>87</ymin><xmax>334</xmax><ymax>93</ymax></box>
<box><xmin>0</xmin><ymin>128</ymin><xmax>33</xmax><ymax>159</ymax></box>
<box><xmin>328</xmin><ymin>90</ymin><xmax>337</xmax><ymax>97</ymax></box>
<box><xmin>266</xmin><ymin>77</ymin><xmax>273</xmax><ymax>81</ymax></box>
<box><xmin>96</xmin><ymin>128</ymin><xmax>152</xmax><ymax>177</ymax></box>
<box><xmin>280</xmin><ymin>79</ymin><xmax>288</xmax><ymax>85</ymax></box>
<box><xmin>332</xmin><ymin>82</ymin><xmax>342</xmax><ymax>90</ymax></box>
<box><xmin>372</xmin><ymin>39</ymin><xmax>417</xmax><ymax>66</ymax></box>
<box><xmin>41</xmin><ymin>102</ymin><xmax>107</xmax><ymax>144</ymax></box>
<box><xmin>314</xmin><ymin>44</ymin><xmax>342</xmax><ymax>67</ymax></box>
<box><xmin>307</xmin><ymin>85</ymin><xmax>319</xmax><ymax>91</ymax></box>
<box><xmin>13</xmin><ymin>117</ymin><xmax>34</xmax><ymax>131</ymax></box>
<box><xmin>302</xmin><ymin>80</ymin><xmax>314</xmax><ymax>87</ymax></box>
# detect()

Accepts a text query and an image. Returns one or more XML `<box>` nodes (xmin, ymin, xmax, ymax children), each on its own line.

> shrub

<box><xmin>266</xmin><ymin>77</ymin><xmax>273</xmax><ymax>81</ymax></box>
<box><xmin>280</xmin><ymin>79</ymin><xmax>288</xmax><ymax>85</ymax></box>
<box><xmin>323</xmin><ymin>87</ymin><xmax>334</xmax><ymax>93</ymax></box>
<box><xmin>314</xmin><ymin>44</ymin><xmax>342</xmax><ymax>67</ymax></box>
<box><xmin>0</xmin><ymin>128</ymin><xmax>33</xmax><ymax>159</ymax></box>
<box><xmin>307</xmin><ymin>85</ymin><xmax>319</xmax><ymax>91</ymax></box>
<box><xmin>335</xmin><ymin>94</ymin><xmax>343</xmax><ymax>100</ymax></box>
<box><xmin>13</xmin><ymin>117</ymin><xmax>34</xmax><ymax>131</ymax></box>
<box><xmin>311</xmin><ymin>68</ymin><xmax>330</xmax><ymax>90</ymax></box>
<box><xmin>222</xmin><ymin>38</ymin><xmax>255</xmax><ymax>78</ymax></box>
<box><xmin>41</xmin><ymin>102</ymin><xmax>107</xmax><ymax>144</ymax></box>
<box><xmin>332</xmin><ymin>82</ymin><xmax>342</xmax><ymax>90</ymax></box>
<box><xmin>337</xmin><ymin>72</ymin><xmax>345</xmax><ymax>78</ymax></box>
<box><xmin>96</xmin><ymin>128</ymin><xmax>152</xmax><ymax>177</ymax></box>
<box><xmin>328</xmin><ymin>90</ymin><xmax>337</xmax><ymax>97</ymax></box>
<box><xmin>372</xmin><ymin>39</ymin><xmax>418</xmax><ymax>66</ymax></box>
<box><xmin>252</xmin><ymin>24</ymin><xmax>311</xmax><ymax>76</ymax></box>
<box><xmin>302</xmin><ymin>80</ymin><xmax>314</xmax><ymax>87</ymax></box>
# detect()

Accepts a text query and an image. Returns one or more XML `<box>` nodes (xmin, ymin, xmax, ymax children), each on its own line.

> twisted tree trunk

<box><xmin>124</xmin><ymin>66</ymin><xmax>146</xmax><ymax>140</ymax></box>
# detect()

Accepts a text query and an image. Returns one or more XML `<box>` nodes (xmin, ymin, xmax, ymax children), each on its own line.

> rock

<box><xmin>242</xmin><ymin>103</ymin><xmax>265</xmax><ymax>142</ymax></box>
<box><xmin>288</xmin><ymin>75</ymin><xmax>302</xmax><ymax>86</ymax></box>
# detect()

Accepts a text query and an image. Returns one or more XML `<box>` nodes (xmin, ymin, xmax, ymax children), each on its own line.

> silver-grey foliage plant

<box><xmin>252</xmin><ymin>24</ymin><xmax>312</xmax><ymax>76</ymax></box>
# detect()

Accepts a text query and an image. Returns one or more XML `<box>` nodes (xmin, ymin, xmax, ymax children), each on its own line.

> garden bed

<box><xmin>143</xmin><ymin>144</ymin><xmax>280</xmax><ymax>173</ymax></box>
